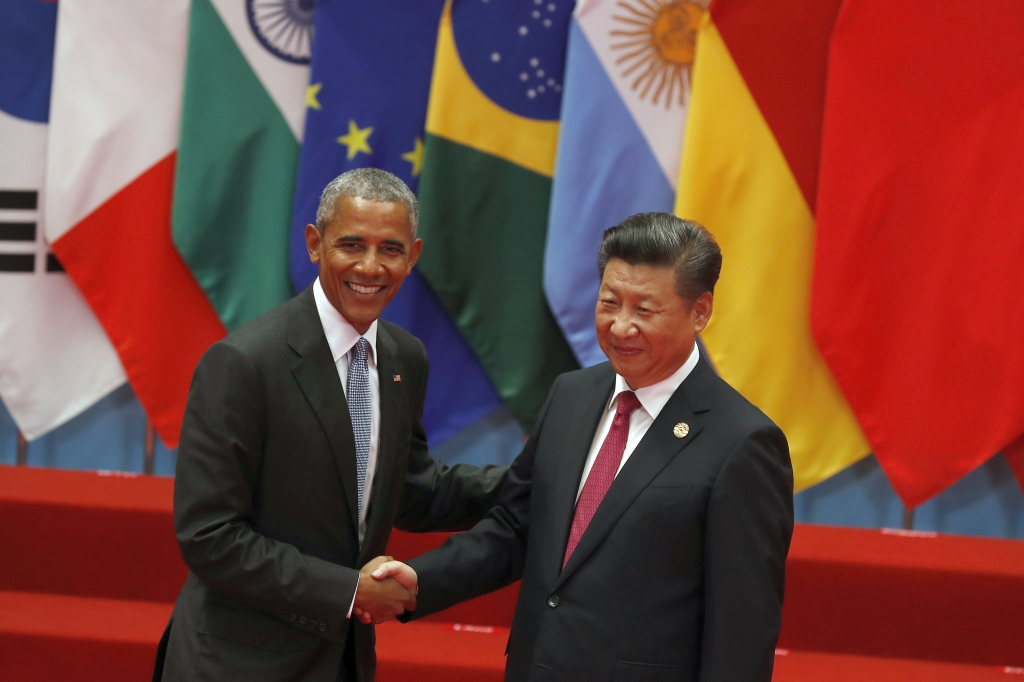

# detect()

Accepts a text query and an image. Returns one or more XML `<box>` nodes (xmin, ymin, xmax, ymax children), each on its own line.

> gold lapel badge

<box><xmin>673</xmin><ymin>422</ymin><xmax>690</xmax><ymax>439</ymax></box>
<box><xmin>393</xmin><ymin>374</ymin><xmax>401</xmax><ymax>382</ymax></box>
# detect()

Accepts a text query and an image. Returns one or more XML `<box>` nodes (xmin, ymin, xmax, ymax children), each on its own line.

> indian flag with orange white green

<box><xmin>173</xmin><ymin>0</ymin><xmax>311</xmax><ymax>331</ymax></box>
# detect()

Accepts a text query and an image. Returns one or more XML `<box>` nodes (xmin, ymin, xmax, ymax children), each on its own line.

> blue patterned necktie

<box><xmin>347</xmin><ymin>337</ymin><xmax>371</xmax><ymax>520</ymax></box>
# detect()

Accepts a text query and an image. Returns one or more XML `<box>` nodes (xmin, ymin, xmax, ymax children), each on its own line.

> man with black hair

<box><xmin>369</xmin><ymin>213</ymin><xmax>794</xmax><ymax>682</ymax></box>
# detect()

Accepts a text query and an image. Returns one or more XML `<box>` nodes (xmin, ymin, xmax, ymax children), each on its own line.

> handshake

<box><xmin>352</xmin><ymin>556</ymin><xmax>418</xmax><ymax>625</ymax></box>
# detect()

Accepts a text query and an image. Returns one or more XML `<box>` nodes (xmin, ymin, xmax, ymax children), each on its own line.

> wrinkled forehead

<box><xmin>324</xmin><ymin>198</ymin><xmax>415</xmax><ymax>241</ymax></box>
<box><xmin>600</xmin><ymin>260</ymin><xmax>677</xmax><ymax>296</ymax></box>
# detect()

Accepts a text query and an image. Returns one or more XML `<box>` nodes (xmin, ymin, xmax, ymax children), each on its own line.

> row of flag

<box><xmin>0</xmin><ymin>0</ymin><xmax>127</xmax><ymax>440</ymax></box>
<box><xmin>1</xmin><ymin>0</ymin><xmax>1022</xmax><ymax>506</ymax></box>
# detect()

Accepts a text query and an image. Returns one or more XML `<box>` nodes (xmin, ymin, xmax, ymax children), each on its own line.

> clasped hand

<box><xmin>352</xmin><ymin>556</ymin><xmax>418</xmax><ymax>625</ymax></box>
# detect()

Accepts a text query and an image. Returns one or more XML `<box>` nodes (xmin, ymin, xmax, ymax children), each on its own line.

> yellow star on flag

<box><xmin>306</xmin><ymin>82</ymin><xmax>322</xmax><ymax>110</ymax></box>
<box><xmin>337</xmin><ymin>120</ymin><xmax>374</xmax><ymax>160</ymax></box>
<box><xmin>401</xmin><ymin>137</ymin><xmax>425</xmax><ymax>177</ymax></box>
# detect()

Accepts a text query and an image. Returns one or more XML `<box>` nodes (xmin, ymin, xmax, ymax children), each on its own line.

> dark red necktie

<box><xmin>563</xmin><ymin>390</ymin><xmax>641</xmax><ymax>568</ymax></box>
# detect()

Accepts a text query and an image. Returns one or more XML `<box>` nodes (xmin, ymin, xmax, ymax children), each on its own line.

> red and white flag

<box><xmin>45</xmin><ymin>0</ymin><xmax>226</xmax><ymax>448</ymax></box>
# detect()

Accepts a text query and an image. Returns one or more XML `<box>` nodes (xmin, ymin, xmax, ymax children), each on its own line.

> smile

<box><xmin>346</xmin><ymin>282</ymin><xmax>385</xmax><ymax>295</ymax></box>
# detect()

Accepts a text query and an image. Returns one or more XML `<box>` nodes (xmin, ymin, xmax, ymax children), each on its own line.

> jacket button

<box><xmin>309</xmin><ymin>620</ymin><xmax>317</xmax><ymax>628</ymax></box>
<box><xmin>300</xmin><ymin>616</ymin><xmax>307</xmax><ymax>624</ymax></box>
<box><xmin>290</xmin><ymin>613</ymin><xmax>296</xmax><ymax>621</ymax></box>
<box><xmin>320</xmin><ymin>623</ymin><xmax>327</xmax><ymax>632</ymax></box>
<box><xmin>547</xmin><ymin>595</ymin><xmax>560</xmax><ymax>608</ymax></box>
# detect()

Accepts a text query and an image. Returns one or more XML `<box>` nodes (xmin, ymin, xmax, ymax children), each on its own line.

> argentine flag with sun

<box><xmin>545</xmin><ymin>0</ymin><xmax>705</xmax><ymax>367</ymax></box>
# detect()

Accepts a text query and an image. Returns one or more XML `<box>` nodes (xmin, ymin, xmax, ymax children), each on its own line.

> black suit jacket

<box><xmin>154</xmin><ymin>286</ymin><xmax>506</xmax><ymax>682</ymax></box>
<box><xmin>406</xmin><ymin>358</ymin><xmax>793</xmax><ymax>682</ymax></box>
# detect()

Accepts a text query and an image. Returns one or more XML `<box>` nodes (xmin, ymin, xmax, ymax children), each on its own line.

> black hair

<box><xmin>597</xmin><ymin>212</ymin><xmax>722</xmax><ymax>299</ymax></box>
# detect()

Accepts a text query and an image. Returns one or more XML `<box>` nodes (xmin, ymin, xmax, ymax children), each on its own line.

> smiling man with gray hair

<box><xmin>153</xmin><ymin>168</ymin><xmax>507</xmax><ymax>682</ymax></box>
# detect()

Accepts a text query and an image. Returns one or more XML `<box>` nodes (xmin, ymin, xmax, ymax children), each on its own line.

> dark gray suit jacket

<box><xmin>154</xmin><ymin>286</ymin><xmax>506</xmax><ymax>682</ymax></box>
<box><xmin>405</xmin><ymin>358</ymin><xmax>793</xmax><ymax>682</ymax></box>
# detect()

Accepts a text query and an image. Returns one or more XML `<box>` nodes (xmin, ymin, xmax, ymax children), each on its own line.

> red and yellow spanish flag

<box><xmin>675</xmin><ymin>0</ymin><xmax>869</xmax><ymax>491</ymax></box>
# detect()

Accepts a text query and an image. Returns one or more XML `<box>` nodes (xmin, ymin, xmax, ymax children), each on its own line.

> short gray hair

<box><xmin>315</xmin><ymin>168</ymin><xmax>419</xmax><ymax>236</ymax></box>
<box><xmin>597</xmin><ymin>212</ymin><xmax>722</xmax><ymax>300</ymax></box>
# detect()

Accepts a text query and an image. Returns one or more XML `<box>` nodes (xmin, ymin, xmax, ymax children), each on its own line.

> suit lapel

<box><xmin>554</xmin><ymin>357</ymin><xmax>715</xmax><ymax>590</ymax></box>
<box><xmin>359</xmin><ymin>324</ymin><xmax>405</xmax><ymax>561</ymax></box>
<box><xmin>546</xmin><ymin>369</ymin><xmax>615</xmax><ymax>583</ymax></box>
<box><xmin>288</xmin><ymin>288</ymin><xmax>360</xmax><ymax>532</ymax></box>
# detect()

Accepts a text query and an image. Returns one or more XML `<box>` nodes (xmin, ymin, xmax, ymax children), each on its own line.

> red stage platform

<box><xmin>1</xmin><ymin>465</ymin><xmax>1022</xmax><ymax>680</ymax></box>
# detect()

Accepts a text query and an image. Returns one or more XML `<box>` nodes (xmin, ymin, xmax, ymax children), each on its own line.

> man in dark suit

<box><xmin>368</xmin><ymin>213</ymin><xmax>794</xmax><ymax>681</ymax></box>
<box><xmin>153</xmin><ymin>168</ymin><xmax>506</xmax><ymax>682</ymax></box>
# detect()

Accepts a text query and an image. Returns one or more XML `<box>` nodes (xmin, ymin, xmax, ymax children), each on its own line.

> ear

<box><xmin>305</xmin><ymin>224</ymin><xmax>322</xmax><ymax>264</ymax></box>
<box><xmin>406</xmin><ymin>238</ymin><xmax>423</xmax><ymax>271</ymax></box>
<box><xmin>692</xmin><ymin>292</ymin><xmax>714</xmax><ymax>333</ymax></box>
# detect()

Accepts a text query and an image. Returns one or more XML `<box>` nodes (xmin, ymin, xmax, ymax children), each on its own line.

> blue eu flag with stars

<box><xmin>290</xmin><ymin>0</ymin><xmax>507</xmax><ymax>450</ymax></box>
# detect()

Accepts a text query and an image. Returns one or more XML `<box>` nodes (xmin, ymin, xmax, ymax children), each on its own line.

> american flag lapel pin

<box><xmin>393</xmin><ymin>374</ymin><xmax>401</xmax><ymax>382</ymax></box>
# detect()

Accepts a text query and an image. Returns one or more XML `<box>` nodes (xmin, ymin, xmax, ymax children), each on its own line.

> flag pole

<box><xmin>144</xmin><ymin>419</ymin><xmax>155</xmax><ymax>475</ymax></box>
<box><xmin>16</xmin><ymin>430</ymin><xmax>28</xmax><ymax>466</ymax></box>
<box><xmin>901</xmin><ymin>506</ymin><xmax>915</xmax><ymax>530</ymax></box>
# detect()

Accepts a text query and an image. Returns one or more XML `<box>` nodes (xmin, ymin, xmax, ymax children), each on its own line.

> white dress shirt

<box><xmin>313</xmin><ymin>278</ymin><xmax>380</xmax><ymax>544</ymax></box>
<box><xmin>577</xmin><ymin>343</ymin><xmax>700</xmax><ymax>500</ymax></box>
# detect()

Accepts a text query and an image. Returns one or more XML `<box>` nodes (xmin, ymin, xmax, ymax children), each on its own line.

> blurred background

<box><xmin>2</xmin><ymin>0</ymin><xmax>1023</xmax><ymax>539</ymax></box>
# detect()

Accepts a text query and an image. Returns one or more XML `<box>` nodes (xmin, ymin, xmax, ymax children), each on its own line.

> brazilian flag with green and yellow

<box><xmin>416</xmin><ymin>0</ymin><xmax>579</xmax><ymax>429</ymax></box>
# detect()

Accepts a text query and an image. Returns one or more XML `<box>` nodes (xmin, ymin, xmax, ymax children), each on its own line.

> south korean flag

<box><xmin>0</xmin><ymin>0</ymin><xmax>124</xmax><ymax>440</ymax></box>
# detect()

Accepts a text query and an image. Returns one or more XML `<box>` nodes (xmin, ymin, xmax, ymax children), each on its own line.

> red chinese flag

<box><xmin>812</xmin><ymin>0</ymin><xmax>1024</xmax><ymax>506</ymax></box>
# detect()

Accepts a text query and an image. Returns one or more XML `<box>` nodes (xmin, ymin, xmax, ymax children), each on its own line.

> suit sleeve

<box><xmin>699</xmin><ymin>424</ymin><xmax>794</xmax><ymax>682</ymax></box>
<box><xmin>394</xmin><ymin>340</ymin><xmax>508</xmax><ymax>533</ymax></box>
<box><xmin>399</xmin><ymin>376</ymin><xmax>558</xmax><ymax>620</ymax></box>
<box><xmin>174</xmin><ymin>341</ymin><xmax>358</xmax><ymax>644</ymax></box>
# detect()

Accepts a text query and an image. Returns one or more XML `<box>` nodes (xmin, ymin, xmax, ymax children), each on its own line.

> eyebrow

<box><xmin>601</xmin><ymin>285</ymin><xmax>657</xmax><ymax>304</ymax></box>
<box><xmin>333</xmin><ymin>235</ymin><xmax>406</xmax><ymax>249</ymax></box>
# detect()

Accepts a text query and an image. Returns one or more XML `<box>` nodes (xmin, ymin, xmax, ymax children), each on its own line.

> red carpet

<box><xmin>2</xmin><ymin>464</ymin><xmax>1023</xmax><ymax>680</ymax></box>
<box><xmin>781</xmin><ymin>525</ymin><xmax>1024</xmax><ymax>666</ymax></box>
<box><xmin>772</xmin><ymin>648</ymin><xmax>1024</xmax><ymax>682</ymax></box>
<box><xmin>0</xmin><ymin>591</ymin><xmax>173</xmax><ymax>682</ymax></box>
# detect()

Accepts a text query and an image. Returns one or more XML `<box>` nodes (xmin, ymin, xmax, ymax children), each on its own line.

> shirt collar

<box><xmin>609</xmin><ymin>343</ymin><xmax>700</xmax><ymax>420</ymax></box>
<box><xmin>313</xmin><ymin>277</ymin><xmax>378</xmax><ymax>365</ymax></box>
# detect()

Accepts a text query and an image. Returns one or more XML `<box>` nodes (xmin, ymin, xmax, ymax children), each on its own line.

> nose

<box><xmin>353</xmin><ymin>247</ymin><xmax>384</xmax><ymax>277</ymax></box>
<box><xmin>609</xmin><ymin>309</ymin><xmax>638</xmax><ymax>338</ymax></box>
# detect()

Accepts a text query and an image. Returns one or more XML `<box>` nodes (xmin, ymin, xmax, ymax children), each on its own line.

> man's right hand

<box><xmin>369</xmin><ymin>559</ymin><xmax>418</xmax><ymax>594</ymax></box>
<box><xmin>353</xmin><ymin>557</ymin><xmax>416</xmax><ymax>625</ymax></box>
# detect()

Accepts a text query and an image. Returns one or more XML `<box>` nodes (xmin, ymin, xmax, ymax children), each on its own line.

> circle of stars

<box><xmin>486</xmin><ymin>0</ymin><xmax>564</xmax><ymax>103</ymax></box>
